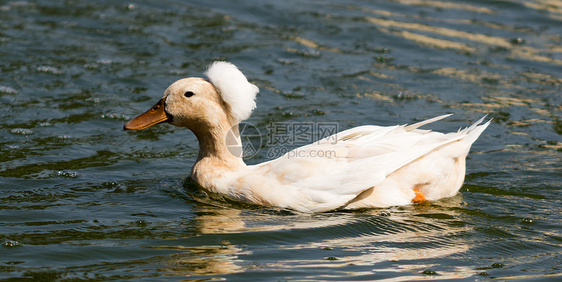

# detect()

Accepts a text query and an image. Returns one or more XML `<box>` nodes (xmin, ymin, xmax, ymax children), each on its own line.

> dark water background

<box><xmin>1</xmin><ymin>0</ymin><xmax>561</xmax><ymax>280</ymax></box>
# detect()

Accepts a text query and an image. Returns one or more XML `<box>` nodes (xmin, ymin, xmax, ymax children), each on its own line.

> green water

<box><xmin>1</xmin><ymin>0</ymin><xmax>561</xmax><ymax>281</ymax></box>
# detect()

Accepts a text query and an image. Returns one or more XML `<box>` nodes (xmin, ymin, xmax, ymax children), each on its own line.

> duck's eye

<box><xmin>184</xmin><ymin>91</ymin><xmax>195</xmax><ymax>98</ymax></box>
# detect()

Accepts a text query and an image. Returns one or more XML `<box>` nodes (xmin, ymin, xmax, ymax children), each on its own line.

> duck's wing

<box><xmin>252</xmin><ymin>115</ymin><xmax>489</xmax><ymax>212</ymax></box>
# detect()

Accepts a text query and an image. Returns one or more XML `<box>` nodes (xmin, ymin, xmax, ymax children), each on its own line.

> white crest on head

<box><xmin>205</xmin><ymin>61</ymin><xmax>259</xmax><ymax>123</ymax></box>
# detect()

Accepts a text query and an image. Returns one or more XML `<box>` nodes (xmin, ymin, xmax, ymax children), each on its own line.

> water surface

<box><xmin>1</xmin><ymin>0</ymin><xmax>561</xmax><ymax>281</ymax></box>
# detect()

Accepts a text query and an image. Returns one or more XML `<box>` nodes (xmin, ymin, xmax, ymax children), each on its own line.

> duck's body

<box><xmin>125</xmin><ymin>62</ymin><xmax>490</xmax><ymax>213</ymax></box>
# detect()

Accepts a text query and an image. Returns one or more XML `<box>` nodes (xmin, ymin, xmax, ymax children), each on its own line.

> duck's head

<box><xmin>124</xmin><ymin>62</ymin><xmax>259</xmax><ymax>135</ymax></box>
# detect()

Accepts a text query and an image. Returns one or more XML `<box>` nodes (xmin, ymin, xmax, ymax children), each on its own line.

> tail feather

<box><xmin>405</xmin><ymin>114</ymin><xmax>453</xmax><ymax>131</ymax></box>
<box><xmin>460</xmin><ymin>116</ymin><xmax>491</xmax><ymax>145</ymax></box>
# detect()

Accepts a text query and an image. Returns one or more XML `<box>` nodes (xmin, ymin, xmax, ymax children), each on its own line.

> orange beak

<box><xmin>123</xmin><ymin>99</ymin><xmax>172</xmax><ymax>130</ymax></box>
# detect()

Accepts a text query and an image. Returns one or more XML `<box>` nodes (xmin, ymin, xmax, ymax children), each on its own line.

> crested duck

<box><xmin>124</xmin><ymin>62</ymin><xmax>490</xmax><ymax>212</ymax></box>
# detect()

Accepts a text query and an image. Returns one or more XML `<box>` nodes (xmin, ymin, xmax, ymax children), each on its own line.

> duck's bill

<box><xmin>123</xmin><ymin>99</ymin><xmax>172</xmax><ymax>130</ymax></box>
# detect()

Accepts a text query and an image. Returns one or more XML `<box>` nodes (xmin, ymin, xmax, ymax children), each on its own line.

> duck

<box><xmin>124</xmin><ymin>61</ymin><xmax>490</xmax><ymax>213</ymax></box>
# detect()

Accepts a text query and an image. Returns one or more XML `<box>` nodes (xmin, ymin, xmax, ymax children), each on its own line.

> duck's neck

<box><xmin>192</xmin><ymin>122</ymin><xmax>245</xmax><ymax>169</ymax></box>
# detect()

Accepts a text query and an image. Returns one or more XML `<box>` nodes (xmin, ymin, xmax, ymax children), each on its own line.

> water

<box><xmin>1</xmin><ymin>0</ymin><xmax>561</xmax><ymax>280</ymax></box>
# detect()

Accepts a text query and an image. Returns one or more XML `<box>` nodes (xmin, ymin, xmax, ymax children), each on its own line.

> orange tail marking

<box><xmin>412</xmin><ymin>189</ymin><xmax>427</xmax><ymax>203</ymax></box>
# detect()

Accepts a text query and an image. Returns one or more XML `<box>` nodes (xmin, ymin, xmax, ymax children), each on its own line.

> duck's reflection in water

<box><xmin>153</xmin><ymin>193</ymin><xmax>476</xmax><ymax>279</ymax></box>
<box><xmin>147</xmin><ymin>243</ymin><xmax>246</xmax><ymax>276</ymax></box>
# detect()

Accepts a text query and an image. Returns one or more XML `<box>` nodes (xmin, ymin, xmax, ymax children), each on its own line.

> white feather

<box><xmin>205</xmin><ymin>62</ymin><xmax>259</xmax><ymax>122</ymax></box>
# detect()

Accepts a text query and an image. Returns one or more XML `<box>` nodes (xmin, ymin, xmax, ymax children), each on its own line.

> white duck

<box><xmin>124</xmin><ymin>62</ymin><xmax>490</xmax><ymax>213</ymax></box>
